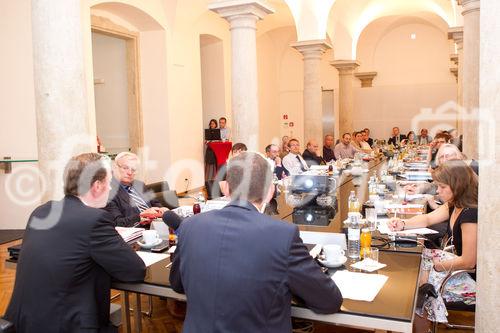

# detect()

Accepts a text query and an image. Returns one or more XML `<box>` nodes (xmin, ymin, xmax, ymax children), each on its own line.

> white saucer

<box><xmin>319</xmin><ymin>256</ymin><xmax>347</xmax><ymax>268</ymax></box>
<box><xmin>137</xmin><ymin>238</ymin><xmax>162</xmax><ymax>249</ymax></box>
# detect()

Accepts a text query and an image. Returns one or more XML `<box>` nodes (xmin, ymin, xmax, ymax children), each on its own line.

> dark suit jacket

<box><xmin>170</xmin><ymin>200</ymin><xmax>342</xmax><ymax>333</ymax></box>
<box><xmin>104</xmin><ymin>178</ymin><xmax>163</xmax><ymax>227</ymax></box>
<box><xmin>302</xmin><ymin>149</ymin><xmax>326</xmax><ymax>167</ymax></box>
<box><xmin>366</xmin><ymin>137</ymin><xmax>374</xmax><ymax>147</ymax></box>
<box><xmin>388</xmin><ymin>134</ymin><xmax>406</xmax><ymax>146</ymax></box>
<box><xmin>4</xmin><ymin>196</ymin><xmax>146</xmax><ymax>333</ymax></box>
<box><xmin>323</xmin><ymin>146</ymin><xmax>336</xmax><ymax>162</ymax></box>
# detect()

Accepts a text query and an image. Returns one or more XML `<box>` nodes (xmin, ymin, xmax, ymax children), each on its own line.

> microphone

<box><xmin>162</xmin><ymin>210</ymin><xmax>183</xmax><ymax>231</ymax></box>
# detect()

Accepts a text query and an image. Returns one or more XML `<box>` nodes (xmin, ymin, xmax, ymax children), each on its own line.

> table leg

<box><xmin>123</xmin><ymin>291</ymin><xmax>131</xmax><ymax>333</ymax></box>
<box><xmin>134</xmin><ymin>293</ymin><xmax>142</xmax><ymax>333</ymax></box>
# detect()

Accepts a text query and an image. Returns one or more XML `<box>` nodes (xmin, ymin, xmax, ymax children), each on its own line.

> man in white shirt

<box><xmin>282</xmin><ymin>139</ymin><xmax>309</xmax><ymax>174</ymax></box>
<box><xmin>219</xmin><ymin>117</ymin><xmax>231</xmax><ymax>141</ymax></box>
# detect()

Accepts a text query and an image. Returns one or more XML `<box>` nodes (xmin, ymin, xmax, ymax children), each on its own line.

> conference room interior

<box><xmin>1</xmin><ymin>0</ymin><xmax>498</xmax><ymax>332</ymax></box>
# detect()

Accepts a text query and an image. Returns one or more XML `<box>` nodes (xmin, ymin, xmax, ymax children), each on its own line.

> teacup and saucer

<box><xmin>137</xmin><ymin>230</ymin><xmax>162</xmax><ymax>249</ymax></box>
<box><xmin>318</xmin><ymin>244</ymin><xmax>347</xmax><ymax>268</ymax></box>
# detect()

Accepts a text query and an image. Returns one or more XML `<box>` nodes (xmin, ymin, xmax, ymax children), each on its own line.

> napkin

<box><xmin>332</xmin><ymin>270</ymin><xmax>388</xmax><ymax>302</ymax></box>
<box><xmin>351</xmin><ymin>259</ymin><xmax>386</xmax><ymax>272</ymax></box>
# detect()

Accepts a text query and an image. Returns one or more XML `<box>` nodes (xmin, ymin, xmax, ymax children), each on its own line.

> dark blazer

<box><xmin>4</xmin><ymin>196</ymin><xmax>146</xmax><ymax>333</ymax></box>
<box><xmin>323</xmin><ymin>146</ymin><xmax>336</xmax><ymax>162</ymax></box>
<box><xmin>104</xmin><ymin>178</ymin><xmax>163</xmax><ymax>227</ymax></box>
<box><xmin>170</xmin><ymin>200</ymin><xmax>342</xmax><ymax>333</ymax></box>
<box><xmin>302</xmin><ymin>149</ymin><xmax>326</xmax><ymax>167</ymax></box>
<box><xmin>388</xmin><ymin>134</ymin><xmax>406</xmax><ymax>146</ymax></box>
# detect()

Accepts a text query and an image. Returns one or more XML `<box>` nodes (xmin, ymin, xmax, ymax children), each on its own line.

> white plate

<box><xmin>318</xmin><ymin>256</ymin><xmax>347</xmax><ymax>268</ymax></box>
<box><xmin>137</xmin><ymin>238</ymin><xmax>162</xmax><ymax>249</ymax></box>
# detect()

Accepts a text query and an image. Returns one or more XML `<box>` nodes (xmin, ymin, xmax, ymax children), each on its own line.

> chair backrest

<box><xmin>0</xmin><ymin>318</ymin><xmax>15</xmax><ymax>333</ymax></box>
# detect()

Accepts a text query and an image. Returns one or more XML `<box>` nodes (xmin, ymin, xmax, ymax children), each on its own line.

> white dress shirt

<box><xmin>282</xmin><ymin>153</ymin><xmax>309</xmax><ymax>175</ymax></box>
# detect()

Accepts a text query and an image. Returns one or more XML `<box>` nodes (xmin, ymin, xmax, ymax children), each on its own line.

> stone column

<box><xmin>448</xmin><ymin>27</ymin><xmax>464</xmax><ymax>134</ymax></box>
<box><xmin>31</xmin><ymin>0</ymin><xmax>93</xmax><ymax>202</ymax></box>
<box><xmin>291</xmin><ymin>40</ymin><xmax>331</xmax><ymax>145</ymax></box>
<box><xmin>459</xmin><ymin>0</ymin><xmax>480</xmax><ymax>159</ymax></box>
<box><xmin>477</xmin><ymin>1</ymin><xmax>500</xmax><ymax>331</ymax></box>
<box><xmin>331</xmin><ymin>60</ymin><xmax>360</xmax><ymax>136</ymax></box>
<box><xmin>209</xmin><ymin>1</ymin><xmax>274</xmax><ymax>151</ymax></box>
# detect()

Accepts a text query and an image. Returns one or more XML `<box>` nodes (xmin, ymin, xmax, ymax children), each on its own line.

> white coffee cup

<box><xmin>142</xmin><ymin>230</ymin><xmax>159</xmax><ymax>245</ymax></box>
<box><xmin>323</xmin><ymin>244</ymin><xmax>345</xmax><ymax>262</ymax></box>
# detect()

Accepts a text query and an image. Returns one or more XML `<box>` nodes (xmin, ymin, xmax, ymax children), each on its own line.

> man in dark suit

<box><xmin>105</xmin><ymin>152</ymin><xmax>167</xmax><ymax>227</ymax></box>
<box><xmin>4</xmin><ymin>153</ymin><xmax>146</xmax><ymax>333</ymax></box>
<box><xmin>170</xmin><ymin>152</ymin><xmax>342</xmax><ymax>333</ymax></box>
<box><xmin>388</xmin><ymin>126</ymin><xmax>406</xmax><ymax>146</ymax></box>
<box><xmin>302</xmin><ymin>139</ymin><xmax>326</xmax><ymax>167</ymax></box>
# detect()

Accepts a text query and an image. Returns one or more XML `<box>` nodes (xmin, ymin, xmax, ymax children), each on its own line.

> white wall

<box><xmin>0</xmin><ymin>0</ymin><xmax>39</xmax><ymax>229</ymax></box>
<box><xmin>92</xmin><ymin>32</ymin><xmax>129</xmax><ymax>152</ymax></box>
<box><xmin>200</xmin><ymin>36</ymin><xmax>226</xmax><ymax>129</ymax></box>
<box><xmin>354</xmin><ymin>20</ymin><xmax>457</xmax><ymax>140</ymax></box>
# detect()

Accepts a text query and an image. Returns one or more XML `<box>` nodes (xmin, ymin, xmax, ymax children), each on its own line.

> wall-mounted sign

<box><xmin>283</xmin><ymin>114</ymin><xmax>288</xmax><ymax>120</ymax></box>
<box><xmin>289</xmin><ymin>122</ymin><xmax>294</xmax><ymax>127</ymax></box>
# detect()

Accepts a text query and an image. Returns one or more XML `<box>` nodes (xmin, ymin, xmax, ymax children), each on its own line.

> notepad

<box><xmin>331</xmin><ymin>271</ymin><xmax>388</xmax><ymax>302</ymax></box>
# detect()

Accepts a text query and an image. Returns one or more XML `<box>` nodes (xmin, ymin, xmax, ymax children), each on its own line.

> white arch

<box><xmin>327</xmin><ymin>0</ymin><xmax>455</xmax><ymax>59</ymax></box>
<box><xmin>88</xmin><ymin>0</ymin><xmax>169</xmax><ymax>31</ymax></box>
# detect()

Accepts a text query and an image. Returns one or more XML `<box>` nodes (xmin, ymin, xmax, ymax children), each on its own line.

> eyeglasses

<box><xmin>117</xmin><ymin>164</ymin><xmax>137</xmax><ymax>174</ymax></box>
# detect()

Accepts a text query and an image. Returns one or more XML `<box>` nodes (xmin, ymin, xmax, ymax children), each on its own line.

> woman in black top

<box><xmin>390</xmin><ymin>160</ymin><xmax>478</xmax><ymax>272</ymax></box>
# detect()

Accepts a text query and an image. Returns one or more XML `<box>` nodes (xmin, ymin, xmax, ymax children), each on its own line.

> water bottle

<box><xmin>347</xmin><ymin>213</ymin><xmax>362</xmax><ymax>259</ymax></box>
<box><xmin>348</xmin><ymin>190</ymin><xmax>360</xmax><ymax>213</ymax></box>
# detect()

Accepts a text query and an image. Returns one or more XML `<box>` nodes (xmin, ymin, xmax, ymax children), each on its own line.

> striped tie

<box><xmin>125</xmin><ymin>186</ymin><xmax>150</xmax><ymax>212</ymax></box>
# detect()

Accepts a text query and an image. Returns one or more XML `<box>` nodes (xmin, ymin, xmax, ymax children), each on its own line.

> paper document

<box><xmin>115</xmin><ymin>227</ymin><xmax>144</xmax><ymax>242</ymax></box>
<box><xmin>136</xmin><ymin>251</ymin><xmax>169</xmax><ymax>267</ymax></box>
<box><xmin>332</xmin><ymin>270</ymin><xmax>388</xmax><ymax>302</ymax></box>
<box><xmin>308</xmin><ymin>244</ymin><xmax>322</xmax><ymax>258</ymax></box>
<box><xmin>378</xmin><ymin>220</ymin><xmax>438</xmax><ymax>235</ymax></box>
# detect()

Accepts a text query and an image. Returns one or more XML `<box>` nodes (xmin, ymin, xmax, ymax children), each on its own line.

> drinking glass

<box><xmin>361</xmin><ymin>247</ymin><xmax>379</xmax><ymax>267</ymax></box>
<box><xmin>365</xmin><ymin>208</ymin><xmax>377</xmax><ymax>231</ymax></box>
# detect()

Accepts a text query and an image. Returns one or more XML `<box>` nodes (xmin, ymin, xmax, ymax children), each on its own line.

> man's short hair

<box><xmin>342</xmin><ymin>133</ymin><xmax>351</xmax><ymax>139</ymax></box>
<box><xmin>287</xmin><ymin>138</ymin><xmax>299</xmax><ymax>147</ymax></box>
<box><xmin>265</xmin><ymin>144</ymin><xmax>278</xmax><ymax>153</ymax></box>
<box><xmin>219</xmin><ymin>117</ymin><xmax>227</xmax><ymax>122</ymax></box>
<box><xmin>63</xmin><ymin>153</ymin><xmax>111</xmax><ymax>196</ymax></box>
<box><xmin>232</xmin><ymin>143</ymin><xmax>247</xmax><ymax>153</ymax></box>
<box><xmin>227</xmin><ymin>152</ymin><xmax>272</xmax><ymax>204</ymax></box>
<box><xmin>114</xmin><ymin>152</ymin><xmax>138</xmax><ymax>164</ymax></box>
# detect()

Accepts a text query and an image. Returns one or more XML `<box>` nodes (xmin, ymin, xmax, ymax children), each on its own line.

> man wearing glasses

<box><xmin>105</xmin><ymin>152</ymin><xmax>167</xmax><ymax>227</ymax></box>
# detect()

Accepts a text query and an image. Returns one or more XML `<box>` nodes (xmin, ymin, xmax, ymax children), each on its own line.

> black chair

<box><xmin>0</xmin><ymin>318</ymin><xmax>14</xmax><ymax>333</ymax></box>
<box><xmin>145</xmin><ymin>181</ymin><xmax>180</xmax><ymax>209</ymax></box>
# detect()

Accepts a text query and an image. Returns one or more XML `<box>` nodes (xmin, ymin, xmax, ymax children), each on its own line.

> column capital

<box><xmin>290</xmin><ymin>40</ymin><xmax>331</xmax><ymax>60</ymax></box>
<box><xmin>354</xmin><ymin>71</ymin><xmax>377</xmax><ymax>88</ymax></box>
<box><xmin>330</xmin><ymin>60</ymin><xmax>360</xmax><ymax>75</ymax></box>
<box><xmin>450</xmin><ymin>53</ymin><xmax>459</xmax><ymax>65</ymax></box>
<box><xmin>448</xmin><ymin>26</ymin><xmax>463</xmax><ymax>43</ymax></box>
<box><xmin>450</xmin><ymin>67</ymin><xmax>458</xmax><ymax>82</ymax></box>
<box><xmin>457</xmin><ymin>0</ymin><xmax>480</xmax><ymax>16</ymax></box>
<box><xmin>209</xmin><ymin>0</ymin><xmax>274</xmax><ymax>21</ymax></box>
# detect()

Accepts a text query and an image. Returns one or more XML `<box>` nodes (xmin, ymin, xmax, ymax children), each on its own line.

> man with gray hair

<box><xmin>170</xmin><ymin>152</ymin><xmax>342</xmax><ymax>333</ymax></box>
<box><xmin>105</xmin><ymin>152</ymin><xmax>167</xmax><ymax>227</ymax></box>
<box><xmin>4</xmin><ymin>153</ymin><xmax>146</xmax><ymax>332</ymax></box>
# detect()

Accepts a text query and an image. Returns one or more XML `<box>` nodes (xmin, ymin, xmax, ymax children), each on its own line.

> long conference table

<box><xmin>113</xmin><ymin>157</ymin><xmax>423</xmax><ymax>333</ymax></box>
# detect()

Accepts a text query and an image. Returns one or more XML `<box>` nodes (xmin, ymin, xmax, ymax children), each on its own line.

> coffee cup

<box><xmin>323</xmin><ymin>244</ymin><xmax>345</xmax><ymax>262</ymax></box>
<box><xmin>142</xmin><ymin>230</ymin><xmax>159</xmax><ymax>245</ymax></box>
